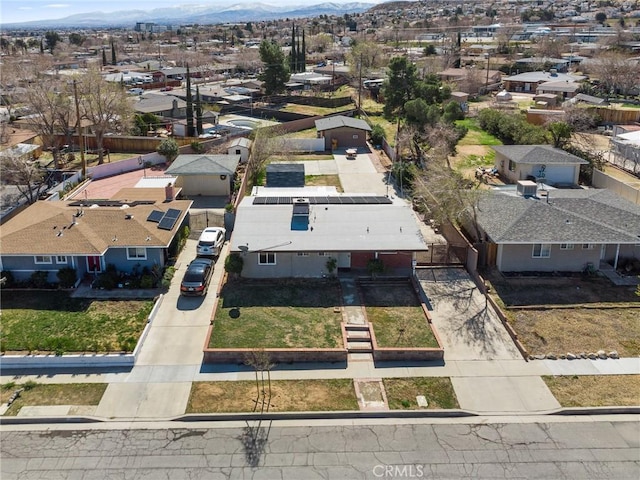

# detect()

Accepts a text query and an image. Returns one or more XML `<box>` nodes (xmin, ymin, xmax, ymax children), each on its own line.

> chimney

<box><xmin>165</xmin><ymin>182</ymin><xmax>175</xmax><ymax>202</ymax></box>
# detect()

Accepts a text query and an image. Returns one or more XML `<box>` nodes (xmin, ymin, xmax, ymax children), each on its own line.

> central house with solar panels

<box><xmin>0</xmin><ymin>187</ymin><xmax>192</xmax><ymax>284</ymax></box>
<box><xmin>230</xmin><ymin>185</ymin><xmax>428</xmax><ymax>278</ymax></box>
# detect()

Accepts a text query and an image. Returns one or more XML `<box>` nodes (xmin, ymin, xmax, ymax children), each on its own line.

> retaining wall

<box><xmin>0</xmin><ymin>294</ymin><xmax>164</xmax><ymax>369</ymax></box>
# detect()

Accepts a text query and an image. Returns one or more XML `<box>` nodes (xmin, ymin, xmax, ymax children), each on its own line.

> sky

<box><xmin>1</xmin><ymin>0</ymin><xmax>378</xmax><ymax>24</ymax></box>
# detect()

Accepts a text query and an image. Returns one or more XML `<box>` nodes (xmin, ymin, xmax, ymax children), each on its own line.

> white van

<box><xmin>128</xmin><ymin>88</ymin><xmax>144</xmax><ymax>95</ymax></box>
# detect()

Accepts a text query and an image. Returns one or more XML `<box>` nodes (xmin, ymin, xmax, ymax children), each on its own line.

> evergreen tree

<box><xmin>39</xmin><ymin>39</ymin><xmax>44</xmax><ymax>54</ymax></box>
<box><xmin>258</xmin><ymin>40</ymin><xmax>290</xmax><ymax>95</ymax></box>
<box><xmin>102</xmin><ymin>48</ymin><xmax>107</xmax><ymax>67</ymax></box>
<box><xmin>289</xmin><ymin>24</ymin><xmax>297</xmax><ymax>73</ymax></box>
<box><xmin>299</xmin><ymin>29</ymin><xmax>306</xmax><ymax>72</ymax></box>
<box><xmin>195</xmin><ymin>86</ymin><xmax>203</xmax><ymax>136</ymax></box>
<box><xmin>111</xmin><ymin>41</ymin><xmax>117</xmax><ymax>65</ymax></box>
<box><xmin>185</xmin><ymin>64</ymin><xmax>194</xmax><ymax>137</ymax></box>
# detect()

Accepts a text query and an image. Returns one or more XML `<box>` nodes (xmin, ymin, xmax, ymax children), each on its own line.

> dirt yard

<box><xmin>486</xmin><ymin>273</ymin><xmax>640</xmax><ymax>356</ymax></box>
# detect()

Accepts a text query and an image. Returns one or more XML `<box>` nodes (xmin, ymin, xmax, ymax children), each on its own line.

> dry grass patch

<box><xmin>305</xmin><ymin>175</ymin><xmax>343</xmax><ymax>191</ymax></box>
<box><xmin>1</xmin><ymin>382</ymin><xmax>107</xmax><ymax>416</ymax></box>
<box><xmin>187</xmin><ymin>379</ymin><xmax>358</xmax><ymax>413</ymax></box>
<box><xmin>383</xmin><ymin>378</ymin><xmax>459</xmax><ymax>410</ymax></box>
<box><xmin>485</xmin><ymin>274</ymin><xmax>640</xmax><ymax>356</ymax></box>
<box><xmin>360</xmin><ymin>283</ymin><xmax>439</xmax><ymax>348</ymax></box>
<box><xmin>511</xmin><ymin>308</ymin><xmax>640</xmax><ymax>357</ymax></box>
<box><xmin>543</xmin><ymin>375</ymin><xmax>640</xmax><ymax>407</ymax></box>
<box><xmin>210</xmin><ymin>279</ymin><xmax>343</xmax><ymax>349</ymax></box>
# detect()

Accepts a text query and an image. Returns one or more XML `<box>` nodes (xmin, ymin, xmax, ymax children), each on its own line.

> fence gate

<box><xmin>416</xmin><ymin>243</ymin><xmax>467</xmax><ymax>266</ymax></box>
<box><xmin>189</xmin><ymin>211</ymin><xmax>225</xmax><ymax>239</ymax></box>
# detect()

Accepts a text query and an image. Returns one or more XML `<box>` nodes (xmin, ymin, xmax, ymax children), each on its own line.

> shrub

<box><xmin>190</xmin><ymin>141</ymin><xmax>205</xmax><ymax>153</ymax></box>
<box><xmin>140</xmin><ymin>275</ymin><xmax>155</xmax><ymax>289</ymax></box>
<box><xmin>161</xmin><ymin>266</ymin><xmax>176</xmax><ymax>289</ymax></box>
<box><xmin>56</xmin><ymin>267</ymin><xmax>77</xmax><ymax>288</ymax></box>
<box><xmin>30</xmin><ymin>271</ymin><xmax>49</xmax><ymax>288</ymax></box>
<box><xmin>225</xmin><ymin>253</ymin><xmax>244</xmax><ymax>276</ymax></box>
<box><xmin>157</xmin><ymin>138</ymin><xmax>179</xmax><ymax>162</ymax></box>
<box><xmin>367</xmin><ymin>258</ymin><xmax>385</xmax><ymax>278</ymax></box>
<box><xmin>370</xmin><ymin>123</ymin><xmax>386</xmax><ymax>145</ymax></box>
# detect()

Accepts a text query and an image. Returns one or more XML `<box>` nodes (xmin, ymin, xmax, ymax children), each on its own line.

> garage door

<box><xmin>546</xmin><ymin>165</ymin><xmax>576</xmax><ymax>185</ymax></box>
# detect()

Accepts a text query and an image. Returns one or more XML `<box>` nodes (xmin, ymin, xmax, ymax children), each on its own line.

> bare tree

<box><xmin>18</xmin><ymin>60</ymin><xmax>67</xmax><ymax>169</ymax></box>
<box><xmin>246</xmin><ymin>125</ymin><xmax>286</xmax><ymax>186</ymax></box>
<box><xmin>591</xmin><ymin>51</ymin><xmax>640</xmax><ymax>97</ymax></box>
<box><xmin>78</xmin><ymin>67</ymin><xmax>132</xmax><ymax>164</ymax></box>
<box><xmin>244</xmin><ymin>349</ymin><xmax>275</xmax><ymax>414</ymax></box>
<box><xmin>2</xmin><ymin>152</ymin><xmax>48</xmax><ymax>204</ymax></box>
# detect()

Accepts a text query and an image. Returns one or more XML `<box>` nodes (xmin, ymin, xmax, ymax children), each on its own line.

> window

<box><xmin>508</xmin><ymin>160</ymin><xmax>516</xmax><ymax>172</ymax></box>
<box><xmin>352</xmin><ymin>134</ymin><xmax>359</xmax><ymax>139</ymax></box>
<box><xmin>127</xmin><ymin>247</ymin><xmax>147</xmax><ymax>260</ymax></box>
<box><xmin>532</xmin><ymin>244</ymin><xmax>551</xmax><ymax>258</ymax></box>
<box><xmin>258</xmin><ymin>252</ymin><xmax>276</xmax><ymax>265</ymax></box>
<box><xmin>235</xmin><ymin>149</ymin><xmax>241</xmax><ymax>155</ymax></box>
<box><xmin>317</xmin><ymin>252</ymin><xmax>328</xmax><ymax>257</ymax></box>
<box><xmin>297</xmin><ymin>252</ymin><xmax>309</xmax><ymax>257</ymax></box>
<box><xmin>34</xmin><ymin>255</ymin><xmax>52</xmax><ymax>264</ymax></box>
<box><xmin>55</xmin><ymin>256</ymin><xmax>68</xmax><ymax>263</ymax></box>
<box><xmin>582</xmin><ymin>243</ymin><xmax>595</xmax><ymax>250</ymax></box>
<box><xmin>560</xmin><ymin>244</ymin><xmax>574</xmax><ymax>250</ymax></box>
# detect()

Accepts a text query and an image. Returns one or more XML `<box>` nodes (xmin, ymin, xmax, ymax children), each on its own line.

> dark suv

<box><xmin>180</xmin><ymin>258</ymin><xmax>214</xmax><ymax>296</ymax></box>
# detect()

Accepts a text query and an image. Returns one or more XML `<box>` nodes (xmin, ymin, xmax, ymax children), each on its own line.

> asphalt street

<box><xmin>2</xmin><ymin>417</ymin><xmax>639</xmax><ymax>479</ymax></box>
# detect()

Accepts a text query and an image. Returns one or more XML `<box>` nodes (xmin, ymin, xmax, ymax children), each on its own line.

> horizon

<box><xmin>0</xmin><ymin>0</ymin><xmax>384</xmax><ymax>25</ymax></box>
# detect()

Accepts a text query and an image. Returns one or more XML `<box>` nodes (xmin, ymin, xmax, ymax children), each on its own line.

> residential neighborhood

<box><xmin>0</xmin><ymin>0</ymin><xmax>639</xmax><ymax>477</ymax></box>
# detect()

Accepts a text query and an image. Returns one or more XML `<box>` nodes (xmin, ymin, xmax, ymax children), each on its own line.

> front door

<box><xmin>87</xmin><ymin>256</ymin><xmax>101</xmax><ymax>273</ymax></box>
<box><xmin>600</xmin><ymin>244</ymin><xmax>607</xmax><ymax>261</ymax></box>
<box><xmin>337</xmin><ymin>252</ymin><xmax>351</xmax><ymax>269</ymax></box>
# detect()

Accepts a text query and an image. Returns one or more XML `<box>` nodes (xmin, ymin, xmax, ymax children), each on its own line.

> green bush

<box><xmin>56</xmin><ymin>267</ymin><xmax>77</xmax><ymax>288</ymax></box>
<box><xmin>367</xmin><ymin>258</ymin><xmax>385</xmax><ymax>278</ymax></box>
<box><xmin>225</xmin><ymin>253</ymin><xmax>244</xmax><ymax>276</ymax></box>
<box><xmin>190</xmin><ymin>141</ymin><xmax>205</xmax><ymax>153</ymax></box>
<box><xmin>161</xmin><ymin>266</ymin><xmax>176</xmax><ymax>288</ymax></box>
<box><xmin>30</xmin><ymin>271</ymin><xmax>49</xmax><ymax>288</ymax></box>
<box><xmin>157</xmin><ymin>138</ymin><xmax>179</xmax><ymax>162</ymax></box>
<box><xmin>140</xmin><ymin>275</ymin><xmax>155</xmax><ymax>289</ymax></box>
<box><xmin>369</xmin><ymin>123</ymin><xmax>386</xmax><ymax>145</ymax></box>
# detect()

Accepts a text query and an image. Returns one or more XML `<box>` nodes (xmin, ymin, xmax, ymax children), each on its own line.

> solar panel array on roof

<box><xmin>147</xmin><ymin>210</ymin><xmax>165</xmax><ymax>223</ymax></box>
<box><xmin>251</xmin><ymin>196</ymin><xmax>392</xmax><ymax>206</ymax></box>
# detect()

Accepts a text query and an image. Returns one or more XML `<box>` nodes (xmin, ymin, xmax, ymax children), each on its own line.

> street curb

<box><xmin>2</xmin><ymin>406</ymin><xmax>639</xmax><ymax>425</ymax></box>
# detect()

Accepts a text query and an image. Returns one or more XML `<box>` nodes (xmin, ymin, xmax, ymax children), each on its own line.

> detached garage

<box><xmin>165</xmin><ymin>154</ymin><xmax>240</xmax><ymax>197</ymax></box>
<box><xmin>315</xmin><ymin>115</ymin><xmax>371</xmax><ymax>151</ymax></box>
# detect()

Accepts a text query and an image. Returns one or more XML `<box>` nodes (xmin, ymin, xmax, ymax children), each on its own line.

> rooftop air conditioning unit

<box><xmin>516</xmin><ymin>180</ymin><xmax>537</xmax><ymax>197</ymax></box>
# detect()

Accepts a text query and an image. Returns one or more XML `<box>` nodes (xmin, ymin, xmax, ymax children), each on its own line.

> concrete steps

<box><xmin>345</xmin><ymin>324</ymin><xmax>373</xmax><ymax>353</ymax></box>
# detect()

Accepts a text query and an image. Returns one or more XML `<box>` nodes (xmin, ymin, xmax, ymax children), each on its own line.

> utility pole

<box><xmin>72</xmin><ymin>79</ymin><xmax>86</xmax><ymax>179</ymax></box>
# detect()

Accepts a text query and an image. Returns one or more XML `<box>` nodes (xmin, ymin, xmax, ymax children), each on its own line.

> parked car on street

<box><xmin>180</xmin><ymin>258</ymin><xmax>214</xmax><ymax>296</ymax></box>
<box><xmin>196</xmin><ymin>227</ymin><xmax>226</xmax><ymax>257</ymax></box>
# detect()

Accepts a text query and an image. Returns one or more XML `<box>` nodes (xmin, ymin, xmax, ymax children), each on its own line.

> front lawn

<box><xmin>486</xmin><ymin>275</ymin><xmax>640</xmax><ymax>357</ymax></box>
<box><xmin>360</xmin><ymin>282</ymin><xmax>439</xmax><ymax>348</ymax></box>
<box><xmin>383</xmin><ymin>378</ymin><xmax>459</xmax><ymax>410</ymax></box>
<box><xmin>0</xmin><ymin>291</ymin><xmax>153</xmax><ymax>354</ymax></box>
<box><xmin>209</xmin><ymin>280</ymin><xmax>343</xmax><ymax>349</ymax></box>
<box><xmin>1</xmin><ymin>382</ymin><xmax>107</xmax><ymax>416</ymax></box>
<box><xmin>543</xmin><ymin>375</ymin><xmax>640</xmax><ymax>407</ymax></box>
<box><xmin>187</xmin><ymin>379</ymin><xmax>358</xmax><ymax>413</ymax></box>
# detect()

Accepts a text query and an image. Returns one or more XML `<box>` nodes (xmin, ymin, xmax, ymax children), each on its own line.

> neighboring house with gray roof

<box><xmin>472</xmin><ymin>187</ymin><xmax>640</xmax><ymax>273</ymax></box>
<box><xmin>0</xmin><ymin>187</ymin><xmax>192</xmax><ymax>283</ymax></box>
<box><xmin>165</xmin><ymin>154</ymin><xmax>240</xmax><ymax>197</ymax></box>
<box><xmin>133</xmin><ymin>94</ymin><xmax>186</xmax><ymax>117</ymax></box>
<box><xmin>230</xmin><ymin>187</ymin><xmax>427</xmax><ymax>278</ymax></box>
<box><xmin>503</xmin><ymin>71</ymin><xmax>585</xmax><ymax>93</ymax></box>
<box><xmin>535</xmin><ymin>80</ymin><xmax>581</xmax><ymax>99</ymax></box>
<box><xmin>315</xmin><ymin>115</ymin><xmax>371</xmax><ymax>150</ymax></box>
<box><xmin>493</xmin><ymin>145</ymin><xmax>589</xmax><ymax>186</ymax></box>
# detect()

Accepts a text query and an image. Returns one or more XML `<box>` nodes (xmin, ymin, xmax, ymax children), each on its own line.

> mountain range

<box><xmin>2</xmin><ymin>2</ymin><xmax>378</xmax><ymax>29</ymax></box>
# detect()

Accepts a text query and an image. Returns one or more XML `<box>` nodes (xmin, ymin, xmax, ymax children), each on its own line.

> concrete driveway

<box><xmin>334</xmin><ymin>150</ymin><xmax>390</xmax><ymax>195</ymax></box>
<box><xmin>417</xmin><ymin>267</ymin><xmax>521</xmax><ymax>361</ymax></box>
<box><xmin>415</xmin><ymin>266</ymin><xmax>560</xmax><ymax>413</ymax></box>
<box><xmin>94</xmin><ymin>239</ymin><xmax>228</xmax><ymax>419</ymax></box>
